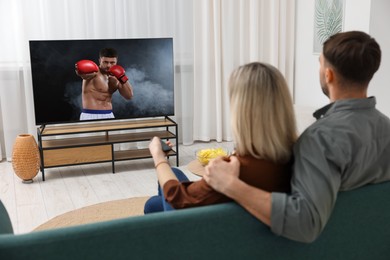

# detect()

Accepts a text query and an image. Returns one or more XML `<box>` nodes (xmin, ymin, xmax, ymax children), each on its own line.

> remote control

<box><xmin>160</xmin><ymin>140</ymin><xmax>172</xmax><ymax>152</ymax></box>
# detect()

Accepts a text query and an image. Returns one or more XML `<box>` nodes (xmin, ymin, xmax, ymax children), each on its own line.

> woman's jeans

<box><xmin>144</xmin><ymin>167</ymin><xmax>189</xmax><ymax>214</ymax></box>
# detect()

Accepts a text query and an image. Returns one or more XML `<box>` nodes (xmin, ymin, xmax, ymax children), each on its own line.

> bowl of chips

<box><xmin>196</xmin><ymin>148</ymin><xmax>228</xmax><ymax>166</ymax></box>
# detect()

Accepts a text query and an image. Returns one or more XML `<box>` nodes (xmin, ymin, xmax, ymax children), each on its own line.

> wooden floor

<box><xmin>0</xmin><ymin>141</ymin><xmax>234</xmax><ymax>234</ymax></box>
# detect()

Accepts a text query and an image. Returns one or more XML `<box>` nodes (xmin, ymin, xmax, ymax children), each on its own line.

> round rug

<box><xmin>34</xmin><ymin>196</ymin><xmax>150</xmax><ymax>231</ymax></box>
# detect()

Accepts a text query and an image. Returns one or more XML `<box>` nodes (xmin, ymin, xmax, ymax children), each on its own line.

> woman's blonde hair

<box><xmin>229</xmin><ymin>62</ymin><xmax>297</xmax><ymax>163</ymax></box>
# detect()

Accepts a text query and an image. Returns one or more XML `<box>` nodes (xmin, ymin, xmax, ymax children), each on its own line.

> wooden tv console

<box><xmin>37</xmin><ymin>117</ymin><xmax>178</xmax><ymax>181</ymax></box>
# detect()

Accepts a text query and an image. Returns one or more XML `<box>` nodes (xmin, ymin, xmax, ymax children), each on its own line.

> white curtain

<box><xmin>0</xmin><ymin>0</ymin><xmax>294</xmax><ymax>159</ymax></box>
<box><xmin>192</xmin><ymin>0</ymin><xmax>295</xmax><ymax>142</ymax></box>
<box><xmin>0</xmin><ymin>0</ymin><xmax>194</xmax><ymax>160</ymax></box>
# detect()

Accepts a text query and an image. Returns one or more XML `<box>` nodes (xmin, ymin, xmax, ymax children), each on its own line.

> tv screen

<box><xmin>29</xmin><ymin>38</ymin><xmax>174</xmax><ymax>126</ymax></box>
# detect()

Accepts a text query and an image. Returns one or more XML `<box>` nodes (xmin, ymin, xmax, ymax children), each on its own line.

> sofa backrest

<box><xmin>0</xmin><ymin>181</ymin><xmax>389</xmax><ymax>259</ymax></box>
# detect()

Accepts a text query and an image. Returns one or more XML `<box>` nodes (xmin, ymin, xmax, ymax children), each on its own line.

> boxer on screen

<box><xmin>75</xmin><ymin>48</ymin><xmax>134</xmax><ymax>120</ymax></box>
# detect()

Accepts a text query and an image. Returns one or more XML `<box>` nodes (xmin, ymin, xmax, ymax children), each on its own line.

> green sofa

<box><xmin>1</xmin><ymin>181</ymin><xmax>389</xmax><ymax>259</ymax></box>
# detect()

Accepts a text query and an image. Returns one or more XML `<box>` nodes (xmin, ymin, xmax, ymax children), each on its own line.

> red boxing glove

<box><xmin>109</xmin><ymin>65</ymin><xmax>128</xmax><ymax>84</ymax></box>
<box><xmin>75</xmin><ymin>60</ymin><xmax>99</xmax><ymax>74</ymax></box>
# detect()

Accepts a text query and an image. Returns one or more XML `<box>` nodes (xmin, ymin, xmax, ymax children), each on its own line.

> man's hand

<box><xmin>109</xmin><ymin>65</ymin><xmax>128</xmax><ymax>84</ymax></box>
<box><xmin>107</xmin><ymin>65</ymin><xmax>133</xmax><ymax>99</ymax></box>
<box><xmin>205</xmin><ymin>155</ymin><xmax>272</xmax><ymax>226</ymax></box>
<box><xmin>75</xmin><ymin>60</ymin><xmax>99</xmax><ymax>80</ymax></box>
<box><xmin>204</xmin><ymin>156</ymin><xmax>241</xmax><ymax>194</ymax></box>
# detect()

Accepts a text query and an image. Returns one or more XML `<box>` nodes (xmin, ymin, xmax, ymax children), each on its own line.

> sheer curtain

<box><xmin>192</xmin><ymin>0</ymin><xmax>295</xmax><ymax>142</ymax></box>
<box><xmin>0</xmin><ymin>0</ymin><xmax>294</xmax><ymax>160</ymax></box>
<box><xmin>0</xmin><ymin>0</ymin><xmax>194</xmax><ymax>160</ymax></box>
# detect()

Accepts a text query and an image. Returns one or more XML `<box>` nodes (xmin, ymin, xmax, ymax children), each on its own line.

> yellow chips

<box><xmin>197</xmin><ymin>148</ymin><xmax>228</xmax><ymax>165</ymax></box>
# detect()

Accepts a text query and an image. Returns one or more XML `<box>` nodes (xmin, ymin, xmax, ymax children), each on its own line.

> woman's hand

<box><xmin>149</xmin><ymin>136</ymin><xmax>167</xmax><ymax>163</ymax></box>
<box><xmin>149</xmin><ymin>136</ymin><xmax>177</xmax><ymax>187</ymax></box>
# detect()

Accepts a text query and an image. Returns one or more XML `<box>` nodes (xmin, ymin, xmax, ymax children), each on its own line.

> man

<box><xmin>75</xmin><ymin>48</ymin><xmax>134</xmax><ymax>120</ymax></box>
<box><xmin>204</xmin><ymin>31</ymin><xmax>390</xmax><ymax>243</ymax></box>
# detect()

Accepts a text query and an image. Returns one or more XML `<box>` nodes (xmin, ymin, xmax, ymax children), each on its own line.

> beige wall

<box><xmin>294</xmin><ymin>0</ymin><xmax>390</xmax><ymax>117</ymax></box>
<box><xmin>368</xmin><ymin>0</ymin><xmax>390</xmax><ymax>116</ymax></box>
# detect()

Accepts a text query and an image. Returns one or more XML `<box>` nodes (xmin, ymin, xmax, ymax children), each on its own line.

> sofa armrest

<box><xmin>0</xmin><ymin>200</ymin><xmax>13</xmax><ymax>235</ymax></box>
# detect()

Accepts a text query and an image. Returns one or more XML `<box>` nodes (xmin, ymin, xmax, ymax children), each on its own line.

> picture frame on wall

<box><xmin>313</xmin><ymin>0</ymin><xmax>345</xmax><ymax>54</ymax></box>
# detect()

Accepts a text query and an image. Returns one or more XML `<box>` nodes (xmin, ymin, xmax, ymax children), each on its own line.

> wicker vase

<box><xmin>12</xmin><ymin>134</ymin><xmax>40</xmax><ymax>183</ymax></box>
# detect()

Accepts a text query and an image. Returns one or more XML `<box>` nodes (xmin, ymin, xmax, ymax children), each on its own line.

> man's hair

<box><xmin>99</xmin><ymin>48</ymin><xmax>118</xmax><ymax>58</ymax></box>
<box><xmin>229</xmin><ymin>62</ymin><xmax>297</xmax><ymax>163</ymax></box>
<box><xmin>323</xmin><ymin>31</ymin><xmax>381</xmax><ymax>84</ymax></box>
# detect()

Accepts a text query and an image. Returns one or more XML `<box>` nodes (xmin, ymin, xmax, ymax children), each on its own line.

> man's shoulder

<box><xmin>296</xmin><ymin>117</ymin><xmax>347</xmax><ymax>148</ymax></box>
<box><xmin>297</xmin><ymin>107</ymin><xmax>390</xmax><ymax>148</ymax></box>
<box><xmin>299</xmin><ymin>117</ymin><xmax>334</xmax><ymax>136</ymax></box>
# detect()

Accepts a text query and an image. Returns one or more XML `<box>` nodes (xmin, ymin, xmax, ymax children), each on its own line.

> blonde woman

<box><xmin>144</xmin><ymin>62</ymin><xmax>297</xmax><ymax>213</ymax></box>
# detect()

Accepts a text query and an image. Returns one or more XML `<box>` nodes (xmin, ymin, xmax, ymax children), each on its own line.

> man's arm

<box><xmin>204</xmin><ymin>156</ymin><xmax>272</xmax><ymax>226</ymax></box>
<box><xmin>118</xmin><ymin>81</ymin><xmax>133</xmax><ymax>99</ymax></box>
<box><xmin>205</xmin><ymin>132</ymin><xmax>343</xmax><ymax>244</ymax></box>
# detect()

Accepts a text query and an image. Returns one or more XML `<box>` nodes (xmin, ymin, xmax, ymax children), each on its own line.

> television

<box><xmin>29</xmin><ymin>38</ymin><xmax>174</xmax><ymax>126</ymax></box>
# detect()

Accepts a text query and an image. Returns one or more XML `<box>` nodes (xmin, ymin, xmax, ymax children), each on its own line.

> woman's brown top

<box><xmin>163</xmin><ymin>155</ymin><xmax>292</xmax><ymax>209</ymax></box>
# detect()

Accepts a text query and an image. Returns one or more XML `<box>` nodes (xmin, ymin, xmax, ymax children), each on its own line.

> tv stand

<box><xmin>37</xmin><ymin>117</ymin><xmax>178</xmax><ymax>181</ymax></box>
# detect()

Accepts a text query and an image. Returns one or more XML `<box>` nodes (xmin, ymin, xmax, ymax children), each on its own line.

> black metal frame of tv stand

<box><xmin>36</xmin><ymin>116</ymin><xmax>179</xmax><ymax>181</ymax></box>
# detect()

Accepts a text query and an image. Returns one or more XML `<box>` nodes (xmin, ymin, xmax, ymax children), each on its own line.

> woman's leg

<box><xmin>144</xmin><ymin>167</ymin><xmax>191</xmax><ymax>213</ymax></box>
<box><xmin>144</xmin><ymin>195</ymin><xmax>164</xmax><ymax>214</ymax></box>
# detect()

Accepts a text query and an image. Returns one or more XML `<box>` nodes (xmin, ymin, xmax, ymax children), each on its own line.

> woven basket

<box><xmin>12</xmin><ymin>134</ymin><xmax>40</xmax><ymax>182</ymax></box>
